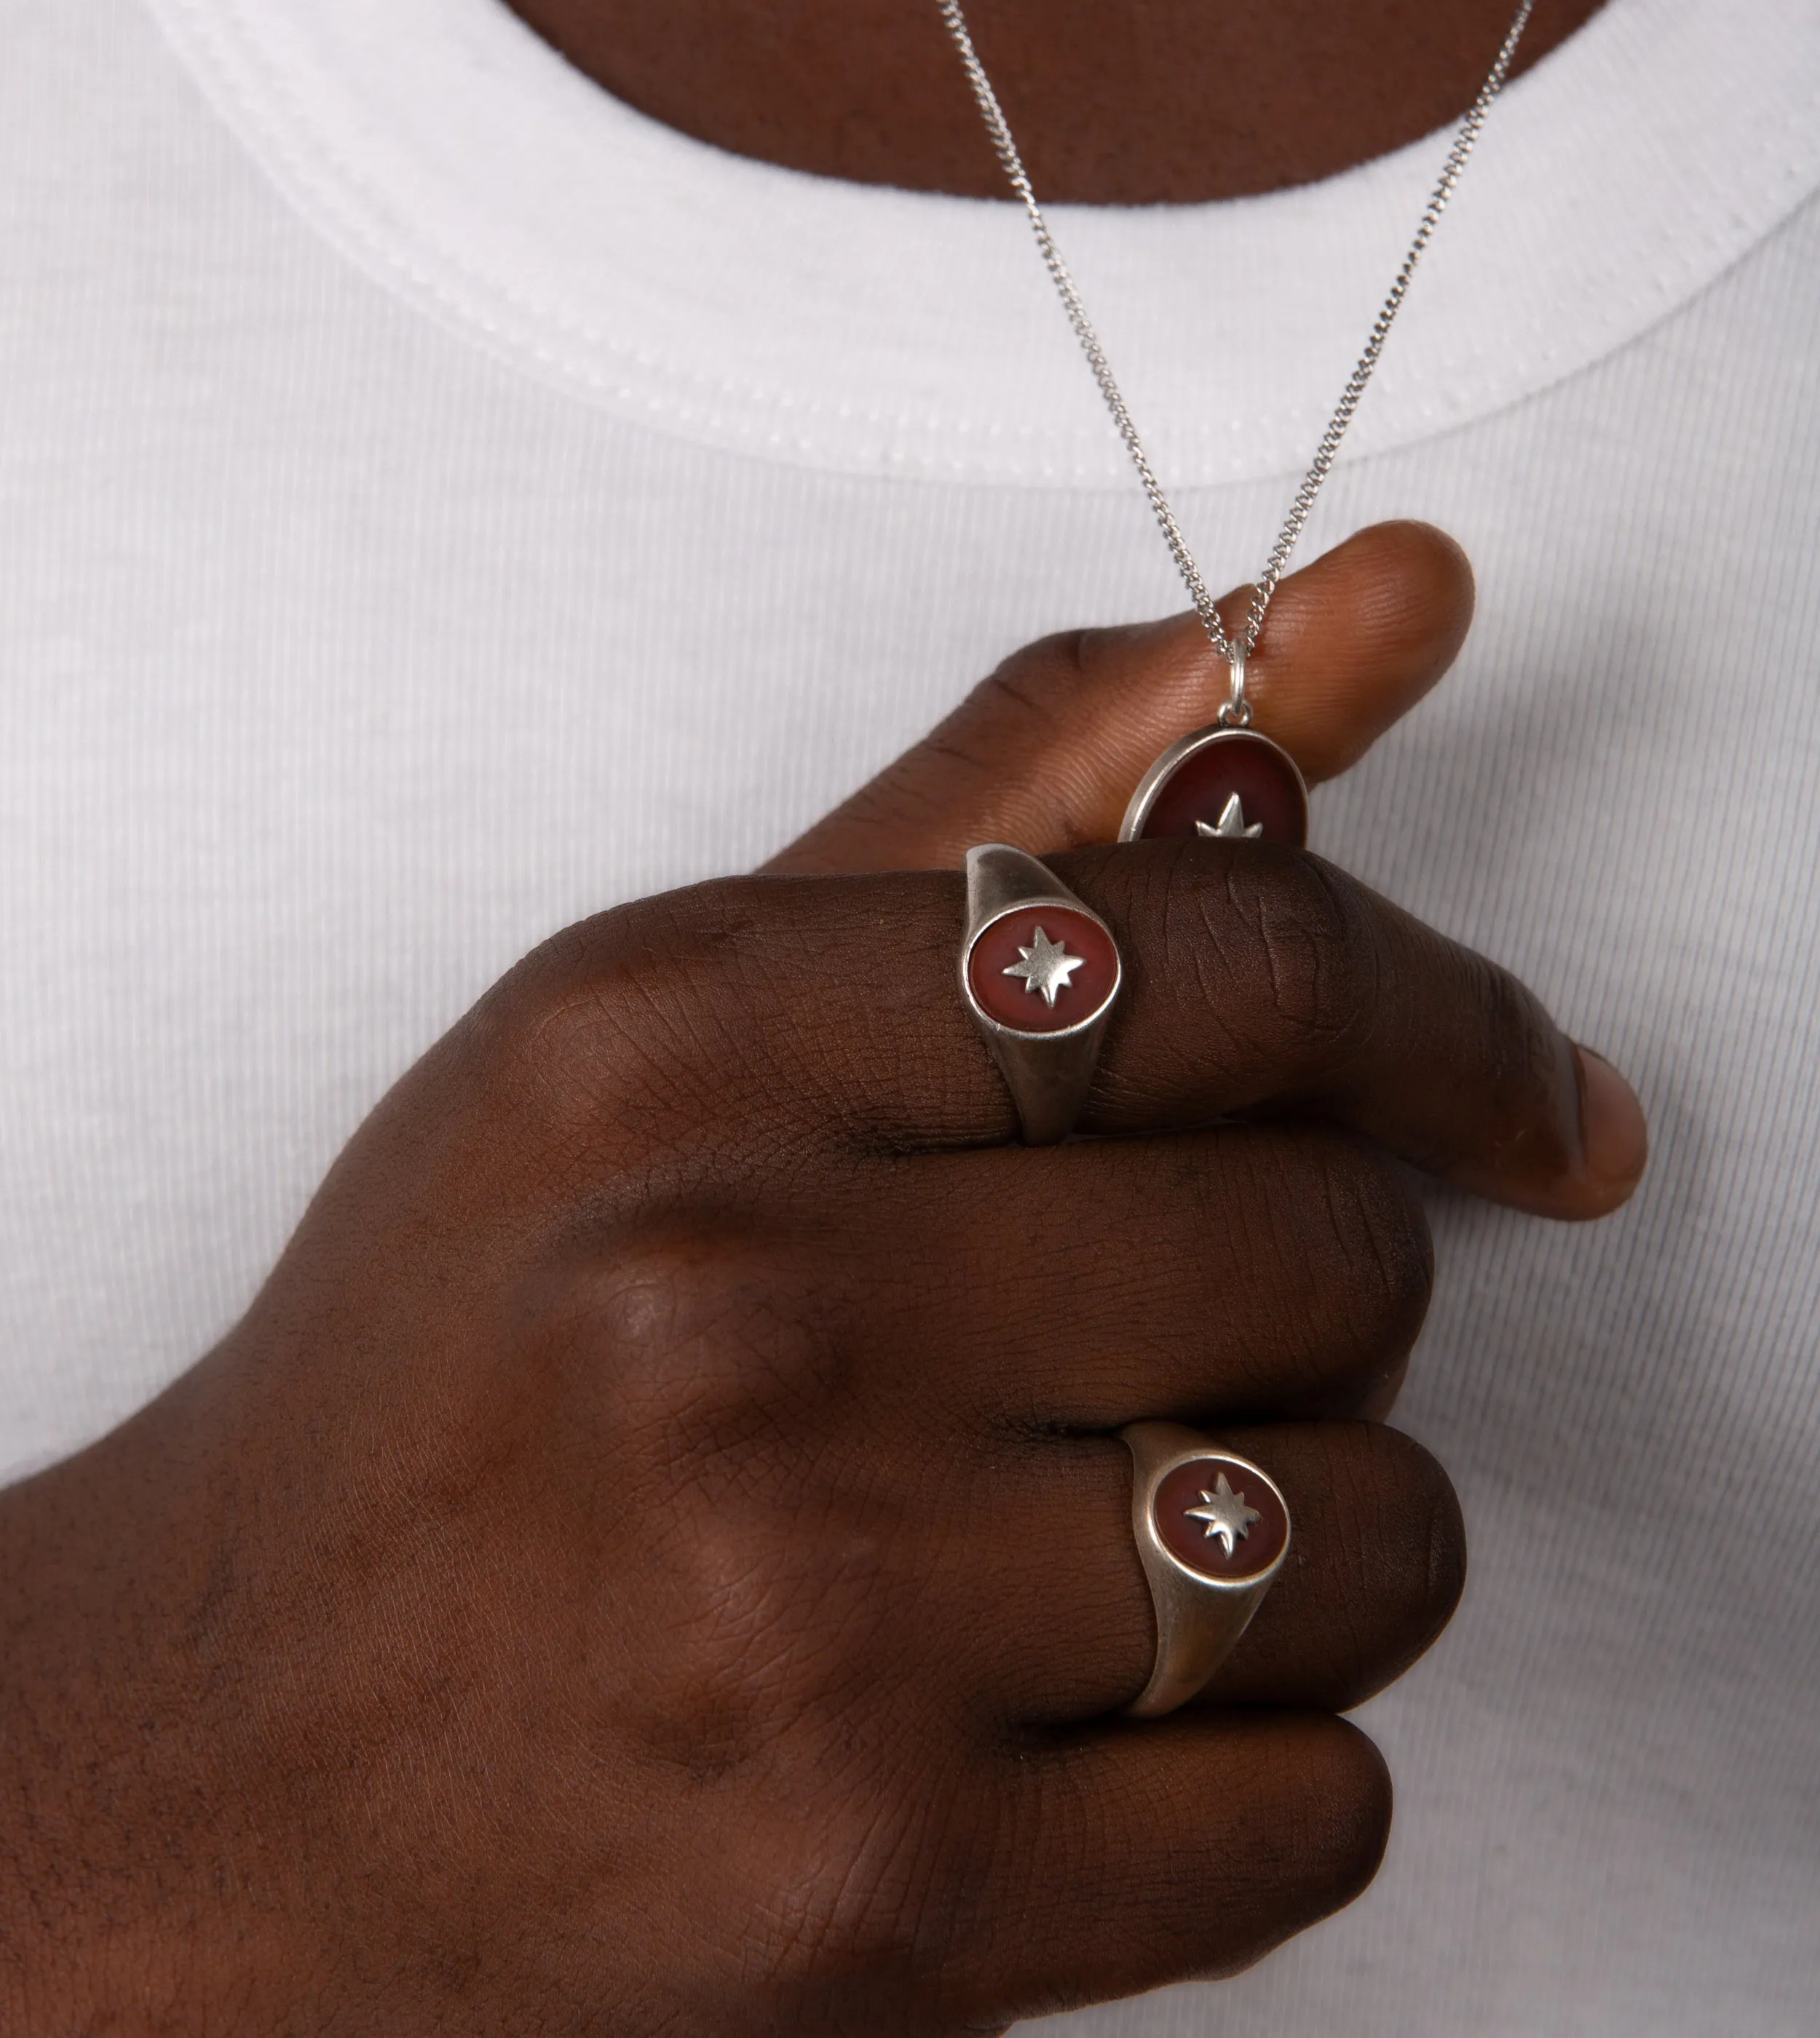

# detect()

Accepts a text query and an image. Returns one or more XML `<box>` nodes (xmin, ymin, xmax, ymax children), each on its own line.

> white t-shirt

<box><xmin>4</xmin><ymin>0</ymin><xmax>1817</xmax><ymax>2028</ymax></box>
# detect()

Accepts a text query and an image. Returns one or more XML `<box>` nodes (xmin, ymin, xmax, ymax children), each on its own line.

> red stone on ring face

<box><xmin>1152</xmin><ymin>1456</ymin><xmax>1288</xmax><ymax>1582</ymax></box>
<box><xmin>967</xmin><ymin>905</ymin><xmax>1118</xmax><ymax>1034</ymax></box>
<box><xmin>1133</xmin><ymin>729</ymin><xmax>1308</xmax><ymax>846</ymax></box>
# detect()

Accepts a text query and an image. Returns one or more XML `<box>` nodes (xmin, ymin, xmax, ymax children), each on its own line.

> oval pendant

<box><xmin>1118</xmin><ymin>724</ymin><xmax>1309</xmax><ymax>848</ymax></box>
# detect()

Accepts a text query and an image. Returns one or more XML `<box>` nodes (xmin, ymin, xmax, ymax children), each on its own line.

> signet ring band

<box><xmin>959</xmin><ymin>845</ymin><xmax>1122</xmax><ymax>1146</ymax></box>
<box><xmin>1122</xmin><ymin>1422</ymin><xmax>1292</xmax><ymax>1718</ymax></box>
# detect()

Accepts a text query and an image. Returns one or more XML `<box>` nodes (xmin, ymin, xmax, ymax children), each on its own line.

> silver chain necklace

<box><xmin>936</xmin><ymin>1</ymin><xmax>1535</xmax><ymax>844</ymax></box>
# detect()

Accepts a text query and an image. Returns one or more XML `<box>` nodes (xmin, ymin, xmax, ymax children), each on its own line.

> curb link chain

<box><xmin>935</xmin><ymin>0</ymin><xmax>1536</xmax><ymax>674</ymax></box>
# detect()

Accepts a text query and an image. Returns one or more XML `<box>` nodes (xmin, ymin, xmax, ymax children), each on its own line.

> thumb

<box><xmin>766</xmin><ymin>520</ymin><xmax>1473</xmax><ymax>876</ymax></box>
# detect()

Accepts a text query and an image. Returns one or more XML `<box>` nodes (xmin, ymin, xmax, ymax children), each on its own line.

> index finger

<box><xmin>531</xmin><ymin>844</ymin><xmax>1645</xmax><ymax>1220</ymax></box>
<box><xmin>1065</xmin><ymin>838</ymin><xmax>1647</xmax><ymax>1218</ymax></box>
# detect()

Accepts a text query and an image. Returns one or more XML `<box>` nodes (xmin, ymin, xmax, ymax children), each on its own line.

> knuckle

<box><xmin>585</xmin><ymin>1233</ymin><xmax>891</xmax><ymax>1777</ymax></box>
<box><xmin>627</xmin><ymin>1518</ymin><xmax>799</xmax><ymax>1782</ymax></box>
<box><xmin>730</xmin><ymin>1764</ymin><xmax>990</xmax><ymax>2029</ymax></box>
<box><xmin>1476</xmin><ymin>958</ymin><xmax>1578</xmax><ymax>1159</ymax></box>
<box><xmin>1313</xmin><ymin>1143</ymin><xmax>1434</xmax><ymax>1392</ymax></box>
<box><xmin>968</xmin><ymin>622</ymin><xmax>1155</xmax><ymax>745</ymax></box>
<box><xmin>1405</xmin><ymin>1440</ymin><xmax>1469</xmax><ymax>1635</ymax></box>
<box><xmin>1190</xmin><ymin>853</ymin><xmax>1387</xmax><ymax>1077</ymax></box>
<box><xmin>1254</xmin><ymin>857</ymin><xmax>1385</xmax><ymax>1058</ymax></box>
<box><xmin>1222</xmin><ymin>1133</ymin><xmax>1432</xmax><ymax>1415</ymax></box>
<box><xmin>991</xmin><ymin>624</ymin><xmax>1101</xmax><ymax>697</ymax></box>
<box><xmin>778</xmin><ymin>1767</ymin><xmax>969</xmax><ymax>1962</ymax></box>
<box><xmin>1299</xmin><ymin>1724</ymin><xmax>1395</xmax><ymax>1914</ymax></box>
<box><xmin>1415</xmin><ymin>939</ymin><xmax>1575</xmax><ymax>1181</ymax></box>
<box><xmin>1270</xmin><ymin>1424</ymin><xmax>1467</xmax><ymax>1714</ymax></box>
<box><xmin>973</xmin><ymin>630</ymin><xmax>1086</xmax><ymax>728</ymax></box>
<box><xmin>633</xmin><ymin>1518</ymin><xmax>933</xmax><ymax>1883</ymax></box>
<box><xmin>649</xmin><ymin>1517</ymin><xmax>872</xmax><ymax>1759</ymax></box>
<box><xmin>476</xmin><ymin>879</ymin><xmax>797</xmax><ymax>1143</ymax></box>
<box><xmin>1355</xmin><ymin>1424</ymin><xmax>1468</xmax><ymax>1657</ymax></box>
<box><xmin>1178</xmin><ymin>1721</ymin><xmax>1393</xmax><ymax>1975</ymax></box>
<box><xmin>582</xmin><ymin>1212</ymin><xmax>850</xmax><ymax>1456</ymax></box>
<box><xmin>1459</xmin><ymin>941</ymin><xmax>1547</xmax><ymax>1093</ymax></box>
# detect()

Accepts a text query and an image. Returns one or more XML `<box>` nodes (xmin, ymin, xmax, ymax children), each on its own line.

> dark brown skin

<box><xmin>503</xmin><ymin>0</ymin><xmax>1608</xmax><ymax>203</ymax></box>
<box><xmin>0</xmin><ymin>523</ymin><xmax>1647</xmax><ymax>2031</ymax></box>
<box><xmin>1</xmin><ymin>8</ymin><xmax>1642</xmax><ymax>2028</ymax></box>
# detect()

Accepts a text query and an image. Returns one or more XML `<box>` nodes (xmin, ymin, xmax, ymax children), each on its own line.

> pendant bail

<box><xmin>1216</xmin><ymin>643</ymin><xmax>1253</xmax><ymax>729</ymax></box>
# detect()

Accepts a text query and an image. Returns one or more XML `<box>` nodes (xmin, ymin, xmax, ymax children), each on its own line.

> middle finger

<box><xmin>860</xmin><ymin>1122</ymin><xmax>1432</xmax><ymax>1429</ymax></box>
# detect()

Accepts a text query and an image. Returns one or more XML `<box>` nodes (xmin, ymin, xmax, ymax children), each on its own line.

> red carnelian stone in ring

<box><xmin>967</xmin><ymin>906</ymin><xmax>1119</xmax><ymax>1034</ymax></box>
<box><xmin>1134</xmin><ymin>729</ymin><xmax>1307</xmax><ymax>846</ymax></box>
<box><xmin>1152</xmin><ymin>1457</ymin><xmax>1289</xmax><ymax>1582</ymax></box>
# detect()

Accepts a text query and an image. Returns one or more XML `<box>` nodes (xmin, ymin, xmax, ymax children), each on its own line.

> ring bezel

<box><xmin>960</xmin><ymin>898</ymin><xmax>1123</xmax><ymax>1045</ymax></box>
<box><xmin>1122</xmin><ymin>1422</ymin><xmax>1292</xmax><ymax>1718</ymax></box>
<box><xmin>960</xmin><ymin>845</ymin><xmax>1122</xmax><ymax>1144</ymax></box>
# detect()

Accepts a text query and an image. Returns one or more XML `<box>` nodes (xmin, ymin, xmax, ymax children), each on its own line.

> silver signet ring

<box><xmin>1122</xmin><ymin>1422</ymin><xmax>1291</xmax><ymax>1718</ymax></box>
<box><xmin>959</xmin><ymin>844</ymin><xmax>1121</xmax><ymax>1146</ymax></box>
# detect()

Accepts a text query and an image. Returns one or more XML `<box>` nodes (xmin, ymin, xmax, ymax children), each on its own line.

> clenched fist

<box><xmin>0</xmin><ymin>527</ymin><xmax>1645</xmax><ymax>2034</ymax></box>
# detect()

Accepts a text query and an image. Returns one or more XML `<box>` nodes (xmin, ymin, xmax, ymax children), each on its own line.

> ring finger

<box><xmin>922</xmin><ymin>1419</ymin><xmax>1464</xmax><ymax>1725</ymax></box>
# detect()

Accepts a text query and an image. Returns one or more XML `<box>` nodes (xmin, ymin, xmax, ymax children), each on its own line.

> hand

<box><xmin>772</xmin><ymin>518</ymin><xmax>1476</xmax><ymax>875</ymax></box>
<box><xmin>0</xmin><ymin>528</ymin><xmax>1645</xmax><ymax>2034</ymax></box>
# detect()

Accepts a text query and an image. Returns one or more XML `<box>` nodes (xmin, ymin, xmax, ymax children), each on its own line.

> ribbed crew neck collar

<box><xmin>144</xmin><ymin>0</ymin><xmax>1820</xmax><ymax>486</ymax></box>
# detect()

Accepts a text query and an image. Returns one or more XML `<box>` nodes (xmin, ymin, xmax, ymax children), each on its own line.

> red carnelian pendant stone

<box><xmin>967</xmin><ymin>905</ymin><xmax>1120</xmax><ymax>1034</ymax></box>
<box><xmin>1120</xmin><ymin>726</ymin><xmax>1309</xmax><ymax>847</ymax></box>
<box><xmin>1152</xmin><ymin>1456</ymin><xmax>1289</xmax><ymax>1584</ymax></box>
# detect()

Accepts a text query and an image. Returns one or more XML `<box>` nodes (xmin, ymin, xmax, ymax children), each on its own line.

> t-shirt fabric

<box><xmin>3</xmin><ymin>0</ymin><xmax>1817</xmax><ymax>2029</ymax></box>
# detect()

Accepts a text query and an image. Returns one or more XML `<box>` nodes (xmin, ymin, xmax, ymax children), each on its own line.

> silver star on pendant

<box><xmin>1195</xmin><ymin>793</ymin><xmax>1264</xmax><ymax>840</ymax></box>
<box><xmin>1184</xmin><ymin>1473</ymin><xmax>1262</xmax><ymax>1556</ymax></box>
<box><xmin>1001</xmin><ymin>924</ymin><xmax>1085</xmax><ymax>1007</ymax></box>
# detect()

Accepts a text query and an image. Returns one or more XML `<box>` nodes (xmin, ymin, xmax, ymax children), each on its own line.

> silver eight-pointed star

<box><xmin>1195</xmin><ymin>793</ymin><xmax>1265</xmax><ymax>840</ymax></box>
<box><xmin>1184</xmin><ymin>1472</ymin><xmax>1262</xmax><ymax>1556</ymax></box>
<box><xmin>1001</xmin><ymin>924</ymin><xmax>1084</xmax><ymax>1007</ymax></box>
